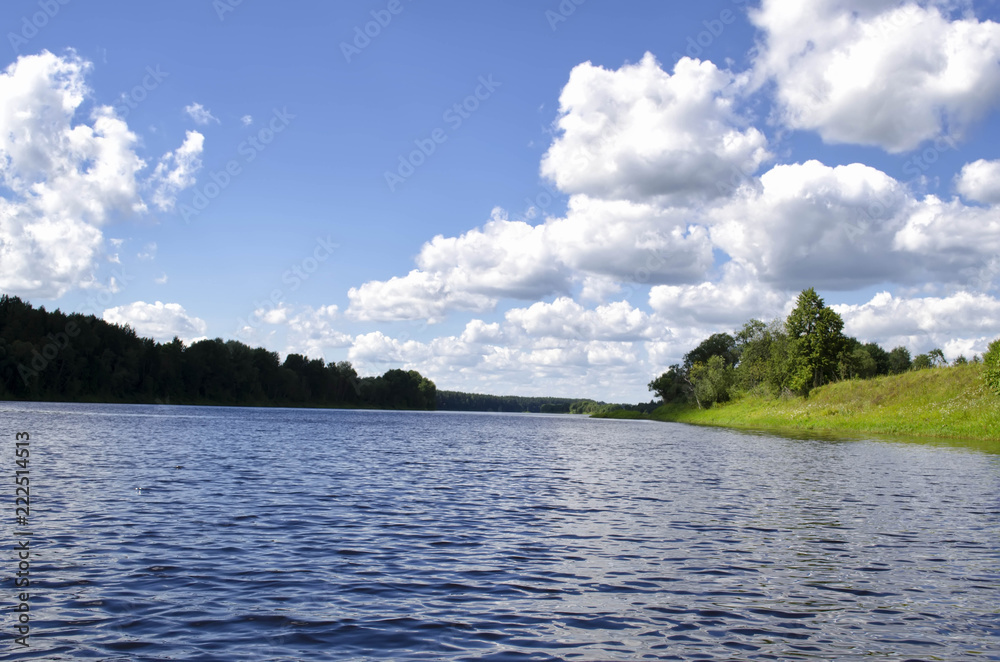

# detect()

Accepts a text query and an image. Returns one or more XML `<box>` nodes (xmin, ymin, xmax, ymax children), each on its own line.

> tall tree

<box><xmin>785</xmin><ymin>288</ymin><xmax>846</xmax><ymax>393</ymax></box>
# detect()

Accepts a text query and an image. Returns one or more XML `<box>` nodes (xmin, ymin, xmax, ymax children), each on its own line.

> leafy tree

<box><xmin>887</xmin><ymin>346</ymin><xmax>912</xmax><ymax>374</ymax></box>
<box><xmin>785</xmin><ymin>288</ymin><xmax>847</xmax><ymax>394</ymax></box>
<box><xmin>983</xmin><ymin>337</ymin><xmax>1000</xmax><ymax>395</ymax></box>
<box><xmin>912</xmin><ymin>354</ymin><xmax>932</xmax><ymax>370</ymax></box>
<box><xmin>689</xmin><ymin>355</ymin><xmax>734</xmax><ymax>408</ymax></box>
<box><xmin>928</xmin><ymin>348</ymin><xmax>947</xmax><ymax>367</ymax></box>
<box><xmin>648</xmin><ymin>364</ymin><xmax>689</xmax><ymax>404</ymax></box>
<box><xmin>863</xmin><ymin>342</ymin><xmax>890</xmax><ymax>375</ymax></box>
<box><xmin>954</xmin><ymin>355</ymin><xmax>968</xmax><ymax>366</ymax></box>
<box><xmin>684</xmin><ymin>333</ymin><xmax>737</xmax><ymax>372</ymax></box>
<box><xmin>838</xmin><ymin>338</ymin><xmax>877</xmax><ymax>380</ymax></box>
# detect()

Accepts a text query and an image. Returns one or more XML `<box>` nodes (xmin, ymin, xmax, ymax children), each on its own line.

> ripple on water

<box><xmin>2</xmin><ymin>402</ymin><xmax>998</xmax><ymax>661</ymax></box>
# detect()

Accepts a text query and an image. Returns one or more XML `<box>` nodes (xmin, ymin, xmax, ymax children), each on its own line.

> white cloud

<box><xmin>834</xmin><ymin>290</ymin><xmax>1000</xmax><ymax>357</ymax></box>
<box><xmin>649</xmin><ymin>263</ymin><xmax>791</xmax><ymax>327</ymax></box>
<box><xmin>578</xmin><ymin>275</ymin><xmax>622</xmax><ymax>303</ymax></box>
<box><xmin>254</xmin><ymin>303</ymin><xmax>291</xmax><ymax>325</ymax></box>
<box><xmin>103</xmin><ymin>301</ymin><xmax>208</xmax><ymax>344</ymax></box>
<box><xmin>137</xmin><ymin>242</ymin><xmax>158</xmax><ymax>261</ymax></box>
<box><xmin>241</xmin><ymin>114</ymin><xmax>253</xmax><ymax>127</ymax></box>
<box><xmin>347</xmin><ymin>270</ymin><xmax>495</xmax><ymax>323</ymax></box>
<box><xmin>0</xmin><ymin>52</ymin><xmax>145</xmax><ymax>298</ymax></box>
<box><xmin>891</xmin><ymin>196</ymin><xmax>1000</xmax><ymax>291</ymax></box>
<box><xmin>460</xmin><ymin>320</ymin><xmax>503</xmax><ymax>344</ymax></box>
<box><xmin>349</xmin><ymin>331</ymin><xmax>432</xmax><ymax>366</ymax></box>
<box><xmin>184</xmin><ymin>102</ymin><xmax>219</xmax><ymax>126</ymax></box>
<box><xmin>956</xmin><ymin>159</ymin><xmax>1000</xmax><ymax>204</ymax></box>
<box><xmin>547</xmin><ymin>196</ymin><xmax>714</xmax><ymax>284</ymax></box>
<box><xmin>284</xmin><ymin>305</ymin><xmax>353</xmax><ymax>358</ymax></box>
<box><xmin>347</xmin><ymin>196</ymin><xmax>718</xmax><ymax>324</ymax></box>
<box><xmin>415</xmin><ymin>209</ymin><xmax>570</xmax><ymax>299</ymax></box>
<box><xmin>347</xmin><ymin>209</ymin><xmax>567</xmax><ymax>322</ymax></box>
<box><xmin>154</xmin><ymin>273</ymin><xmax>168</xmax><ymax>285</ymax></box>
<box><xmin>541</xmin><ymin>53</ymin><xmax>769</xmax><ymax>204</ymax></box>
<box><xmin>347</xmin><ymin>328</ymin><xmax>645</xmax><ymax>401</ymax></box>
<box><xmin>505</xmin><ymin>297</ymin><xmax>655</xmax><ymax>341</ymax></box>
<box><xmin>149</xmin><ymin>131</ymin><xmax>205</xmax><ymax>211</ymax></box>
<box><xmin>0</xmin><ymin>51</ymin><xmax>203</xmax><ymax>299</ymax></box>
<box><xmin>710</xmin><ymin>161</ymin><xmax>913</xmax><ymax>289</ymax></box>
<box><xmin>751</xmin><ymin>0</ymin><xmax>1000</xmax><ymax>152</ymax></box>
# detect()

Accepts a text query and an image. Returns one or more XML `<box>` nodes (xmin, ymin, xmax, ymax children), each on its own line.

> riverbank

<box><xmin>596</xmin><ymin>363</ymin><xmax>1000</xmax><ymax>445</ymax></box>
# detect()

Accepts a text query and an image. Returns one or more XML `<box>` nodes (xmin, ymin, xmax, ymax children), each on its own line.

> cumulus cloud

<box><xmin>347</xmin><ymin>270</ymin><xmax>495</xmax><ymax>323</ymax></box>
<box><xmin>547</xmin><ymin>196</ymin><xmax>713</xmax><ymax>285</ymax></box>
<box><xmin>235</xmin><ymin>304</ymin><xmax>352</xmax><ymax>359</ymax></box>
<box><xmin>541</xmin><ymin>53</ymin><xmax>770</xmax><ymax>204</ymax></box>
<box><xmin>284</xmin><ymin>305</ymin><xmax>353</xmax><ymax>358</ymax></box>
<box><xmin>956</xmin><ymin>159</ymin><xmax>1000</xmax><ymax>204</ymax></box>
<box><xmin>342</xmin><ymin>8</ymin><xmax>1000</xmax><ymax>397</ymax></box>
<box><xmin>505</xmin><ymin>298</ymin><xmax>655</xmax><ymax>341</ymax></box>
<box><xmin>0</xmin><ymin>51</ymin><xmax>203</xmax><ymax>299</ymax></box>
<box><xmin>649</xmin><ymin>263</ymin><xmax>791</xmax><ymax>327</ymax></box>
<box><xmin>346</xmin><ymin>193</ymin><xmax>720</xmax><ymax>323</ymax></box>
<box><xmin>707</xmin><ymin>160</ymin><xmax>998</xmax><ymax>291</ymax></box>
<box><xmin>103</xmin><ymin>301</ymin><xmax>208</xmax><ymax>343</ymax></box>
<box><xmin>347</xmin><ymin>209</ymin><xmax>567</xmax><ymax>322</ymax></box>
<box><xmin>710</xmin><ymin>161</ymin><xmax>913</xmax><ymax>289</ymax></box>
<box><xmin>347</xmin><ymin>328</ymin><xmax>644</xmax><ymax>400</ymax></box>
<box><xmin>0</xmin><ymin>52</ymin><xmax>143</xmax><ymax>297</ymax></box>
<box><xmin>149</xmin><ymin>131</ymin><xmax>205</xmax><ymax>211</ymax></box>
<box><xmin>892</xmin><ymin>195</ymin><xmax>1000</xmax><ymax>282</ymax></box>
<box><xmin>751</xmin><ymin>0</ymin><xmax>1000</xmax><ymax>152</ymax></box>
<box><xmin>460</xmin><ymin>320</ymin><xmax>503</xmax><ymax>344</ymax></box>
<box><xmin>834</xmin><ymin>291</ymin><xmax>1000</xmax><ymax>357</ymax></box>
<box><xmin>349</xmin><ymin>331</ymin><xmax>433</xmax><ymax>366</ymax></box>
<box><xmin>415</xmin><ymin>210</ymin><xmax>570</xmax><ymax>299</ymax></box>
<box><xmin>184</xmin><ymin>102</ymin><xmax>219</xmax><ymax>126</ymax></box>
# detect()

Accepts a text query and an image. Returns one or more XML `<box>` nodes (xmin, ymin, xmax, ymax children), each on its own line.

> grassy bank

<box><xmin>597</xmin><ymin>363</ymin><xmax>1000</xmax><ymax>444</ymax></box>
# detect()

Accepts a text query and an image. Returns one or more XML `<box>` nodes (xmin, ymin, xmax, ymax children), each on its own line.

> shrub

<box><xmin>984</xmin><ymin>338</ymin><xmax>1000</xmax><ymax>396</ymax></box>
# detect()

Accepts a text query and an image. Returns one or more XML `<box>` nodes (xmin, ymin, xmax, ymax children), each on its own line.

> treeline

<box><xmin>0</xmin><ymin>295</ymin><xmax>436</xmax><ymax>410</ymax></box>
<box><xmin>650</xmin><ymin>288</ymin><xmax>996</xmax><ymax>408</ymax></box>
<box><xmin>435</xmin><ymin>391</ymin><xmax>659</xmax><ymax>415</ymax></box>
<box><xmin>437</xmin><ymin>391</ymin><xmax>581</xmax><ymax>413</ymax></box>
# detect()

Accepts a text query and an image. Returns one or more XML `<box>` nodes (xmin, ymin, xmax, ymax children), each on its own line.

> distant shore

<box><xmin>595</xmin><ymin>363</ymin><xmax>1000</xmax><ymax>447</ymax></box>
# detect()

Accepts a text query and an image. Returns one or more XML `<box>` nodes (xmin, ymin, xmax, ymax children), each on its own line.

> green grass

<box><xmin>600</xmin><ymin>364</ymin><xmax>1000</xmax><ymax>448</ymax></box>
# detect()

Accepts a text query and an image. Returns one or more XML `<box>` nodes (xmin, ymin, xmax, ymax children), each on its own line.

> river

<box><xmin>2</xmin><ymin>402</ymin><xmax>998</xmax><ymax>660</ymax></box>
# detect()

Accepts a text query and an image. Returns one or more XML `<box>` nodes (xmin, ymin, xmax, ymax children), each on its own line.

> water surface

<box><xmin>2</xmin><ymin>402</ymin><xmax>998</xmax><ymax>660</ymax></box>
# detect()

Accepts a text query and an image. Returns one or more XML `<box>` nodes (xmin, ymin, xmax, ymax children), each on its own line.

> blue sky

<box><xmin>3</xmin><ymin>0</ymin><xmax>1000</xmax><ymax>401</ymax></box>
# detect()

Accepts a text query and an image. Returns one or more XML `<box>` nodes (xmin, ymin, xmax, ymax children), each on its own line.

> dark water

<box><xmin>1</xmin><ymin>402</ymin><xmax>998</xmax><ymax>661</ymax></box>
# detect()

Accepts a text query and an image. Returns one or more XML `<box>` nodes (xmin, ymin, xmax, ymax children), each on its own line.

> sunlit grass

<box><xmin>606</xmin><ymin>364</ymin><xmax>1000</xmax><ymax>447</ymax></box>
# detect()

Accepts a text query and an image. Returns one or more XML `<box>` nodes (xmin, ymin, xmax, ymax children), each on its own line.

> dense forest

<box><xmin>649</xmin><ymin>287</ymin><xmax>1000</xmax><ymax>408</ymax></box>
<box><xmin>436</xmin><ymin>391</ymin><xmax>658</xmax><ymax>414</ymax></box>
<box><xmin>0</xmin><ymin>295</ymin><xmax>436</xmax><ymax>410</ymax></box>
